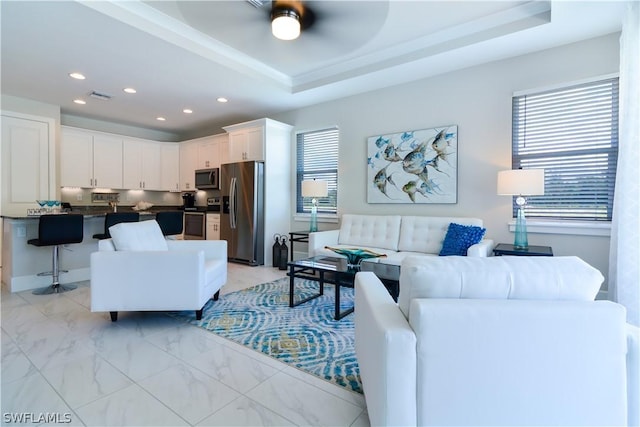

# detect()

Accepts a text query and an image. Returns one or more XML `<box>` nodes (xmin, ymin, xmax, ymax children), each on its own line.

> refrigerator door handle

<box><xmin>230</xmin><ymin>177</ymin><xmax>237</xmax><ymax>229</ymax></box>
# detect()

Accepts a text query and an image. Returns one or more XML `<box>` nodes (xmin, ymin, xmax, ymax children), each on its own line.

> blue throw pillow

<box><xmin>439</xmin><ymin>223</ymin><xmax>487</xmax><ymax>256</ymax></box>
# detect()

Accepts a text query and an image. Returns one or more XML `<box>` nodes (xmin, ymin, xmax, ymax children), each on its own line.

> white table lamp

<box><xmin>301</xmin><ymin>179</ymin><xmax>328</xmax><ymax>232</ymax></box>
<box><xmin>497</xmin><ymin>169</ymin><xmax>544</xmax><ymax>249</ymax></box>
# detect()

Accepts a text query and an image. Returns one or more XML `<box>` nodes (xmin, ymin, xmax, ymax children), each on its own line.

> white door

<box><xmin>1</xmin><ymin>115</ymin><xmax>51</xmax><ymax>213</ymax></box>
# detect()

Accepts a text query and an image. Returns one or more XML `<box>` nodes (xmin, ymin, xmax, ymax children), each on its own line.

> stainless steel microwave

<box><xmin>195</xmin><ymin>168</ymin><xmax>219</xmax><ymax>190</ymax></box>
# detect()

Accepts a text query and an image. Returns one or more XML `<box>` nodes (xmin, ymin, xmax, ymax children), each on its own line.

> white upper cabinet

<box><xmin>179</xmin><ymin>141</ymin><xmax>198</xmax><ymax>191</ymax></box>
<box><xmin>226</xmin><ymin>126</ymin><xmax>264</xmax><ymax>162</ymax></box>
<box><xmin>160</xmin><ymin>143</ymin><xmax>180</xmax><ymax>192</ymax></box>
<box><xmin>196</xmin><ymin>136</ymin><xmax>218</xmax><ymax>169</ymax></box>
<box><xmin>123</xmin><ymin>139</ymin><xmax>161</xmax><ymax>190</ymax></box>
<box><xmin>61</xmin><ymin>127</ymin><xmax>122</xmax><ymax>189</ymax></box>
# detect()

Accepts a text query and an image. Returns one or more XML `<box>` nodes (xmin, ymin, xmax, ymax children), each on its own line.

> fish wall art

<box><xmin>367</xmin><ymin>125</ymin><xmax>458</xmax><ymax>204</ymax></box>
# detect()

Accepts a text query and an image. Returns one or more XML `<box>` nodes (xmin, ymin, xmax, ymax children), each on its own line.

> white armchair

<box><xmin>90</xmin><ymin>220</ymin><xmax>227</xmax><ymax>321</ymax></box>
<box><xmin>355</xmin><ymin>256</ymin><xmax>639</xmax><ymax>426</ymax></box>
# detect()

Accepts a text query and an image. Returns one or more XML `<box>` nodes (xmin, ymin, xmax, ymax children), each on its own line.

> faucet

<box><xmin>109</xmin><ymin>201</ymin><xmax>118</xmax><ymax>213</ymax></box>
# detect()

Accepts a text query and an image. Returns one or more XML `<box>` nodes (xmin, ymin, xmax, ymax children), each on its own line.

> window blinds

<box><xmin>512</xmin><ymin>77</ymin><xmax>619</xmax><ymax>220</ymax></box>
<box><xmin>296</xmin><ymin>128</ymin><xmax>338</xmax><ymax>214</ymax></box>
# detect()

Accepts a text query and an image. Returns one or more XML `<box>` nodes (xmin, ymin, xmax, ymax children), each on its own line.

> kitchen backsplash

<box><xmin>60</xmin><ymin>188</ymin><xmax>217</xmax><ymax>207</ymax></box>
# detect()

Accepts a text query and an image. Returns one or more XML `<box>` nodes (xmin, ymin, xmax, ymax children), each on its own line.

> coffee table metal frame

<box><xmin>287</xmin><ymin>256</ymin><xmax>400</xmax><ymax>320</ymax></box>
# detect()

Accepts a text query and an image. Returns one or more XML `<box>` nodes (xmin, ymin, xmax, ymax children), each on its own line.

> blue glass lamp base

<box><xmin>514</xmin><ymin>208</ymin><xmax>528</xmax><ymax>249</ymax></box>
<box><xmin>309</xmin><ymin>204</ymin><xmax>318</xmax><ymax>232</ymax></box>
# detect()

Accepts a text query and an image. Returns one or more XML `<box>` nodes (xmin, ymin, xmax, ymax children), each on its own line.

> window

<box><xmin>512</xmin><ymin>76</ymin><xmax>619</xmax><ymax>221</ymax></box>
<box><xmin>296</xmin><ymin>128</ymin><xmax>338</xmax><ymax>215</ymax></box>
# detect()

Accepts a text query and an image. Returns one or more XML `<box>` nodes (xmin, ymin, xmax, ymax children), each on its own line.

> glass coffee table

<box><xmin>287</xmin><ymin>256</ymin><xmax>400</xmax><ymax>320</ymax></box>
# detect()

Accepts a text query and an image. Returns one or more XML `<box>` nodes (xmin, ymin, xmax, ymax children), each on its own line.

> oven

<box><xmin>183</xmin><ymin>211</ymin><xmax>205</xmax><ymax>240</ymax></box>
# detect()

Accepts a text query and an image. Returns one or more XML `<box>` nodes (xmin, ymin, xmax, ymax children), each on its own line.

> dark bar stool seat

<box><xmin>155</xmin><ymin>211</ymin><xmax>184</xmax><ymax>236</ymax></box>
<box><xmin>93</xmin><ymin>212</ymin><xmax>140</xmax><ymax>240</ymax></box>
<box><xmin>28</xmin><ymin>214</ymin><xmax>84</xmax><ymax>295</ymax></box>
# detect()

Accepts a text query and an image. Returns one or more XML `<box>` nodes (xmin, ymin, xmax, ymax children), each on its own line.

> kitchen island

<box><xmin>1</xmin><ymin>209</ymin><xmax>175</xmax><ymax>293</ymax></box>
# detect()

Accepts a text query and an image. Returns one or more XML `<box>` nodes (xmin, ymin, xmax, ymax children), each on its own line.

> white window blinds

<box><xmin>512</xmin><ymin>77</ymin><xmax>619</xmax><ymax>220</ymax></box>
<box><xmin>296</xmin><ymin>128</ymin><xmax>338</xmax><ymax>214</ymax></box>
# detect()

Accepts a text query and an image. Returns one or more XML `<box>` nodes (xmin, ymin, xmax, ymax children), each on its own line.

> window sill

<box><xmin>507</xmin><ymin>220</ymin><xmax>611</xmax><ymax>237</ymax></box>
<box><xmin>294</xmin><ymin>213</ymin><xmax>339</xmax><ymax>224</ymax></box>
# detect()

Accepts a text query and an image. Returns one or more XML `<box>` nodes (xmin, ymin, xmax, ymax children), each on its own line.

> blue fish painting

<box><xmin>367</xmin><ymin>125</ymin><xmax>457</xmax><ymax>204</ymax></box>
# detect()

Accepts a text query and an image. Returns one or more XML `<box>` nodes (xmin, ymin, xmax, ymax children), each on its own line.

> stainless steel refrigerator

<box><xmin>221</xmin><ymin>161</ymin><xmax>265</xmax><ymax>266</ymax></box>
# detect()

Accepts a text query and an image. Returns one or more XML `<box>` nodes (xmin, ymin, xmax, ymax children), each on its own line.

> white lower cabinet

<box><xmin>206</xmin><ymin>214</ymin><xmax>220</xmax><ymax>240</ymax></box>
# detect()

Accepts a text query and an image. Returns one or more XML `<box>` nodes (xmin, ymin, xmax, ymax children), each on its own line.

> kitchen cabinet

<box><xmin>196</xmin><ymin>136</ymin><xmax>218</xmax><ymax>169</ymax></box>
<box><xmin>123</xmin><ymin>139</ymin><xmax>161</xmax><ymax>190</ymax></box>
<box><xmin>226</xmin><ymin>126</ymin><xmax>264</xmax><ymax>162</ymax></box>
<box><xmin>61</xmin><ymin>127</ymin><xmax>122</xmax><ymax>189</ymax></box>
<box><xmin>219</xmin><ymin>135</ymin><xmax>230</xmax><ymax>165</ymax></box>
<box><xmin>1</xmin><ymin>113</ymin><xmax>55</xmax><ymax>215</ymax></box>
<box><xmin>206</xmin><ymin>213</ymin><xmax>220</xmax><ymax>240</ymax></box>
<box><xmin>179</xmin><ymin>141</ymin><xmax>198</xmax><ymax>191</ymax></box>
<box><xmin>160</xmin><ymin>143</ymin><xmax>180</xmax><ymax>192</ymax></box>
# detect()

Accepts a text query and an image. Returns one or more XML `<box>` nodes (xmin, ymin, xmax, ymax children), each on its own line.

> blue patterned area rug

<box><xmin>170</xmin><ymin>277</ymin><xmax>362</xmax><ymax>394</ymax></box>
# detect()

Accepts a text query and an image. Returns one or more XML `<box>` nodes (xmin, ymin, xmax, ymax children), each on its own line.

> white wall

<box><xmin>273</xmin><ymin>33</ymin><xmax>620</xmax><ymax>284</ymax></box>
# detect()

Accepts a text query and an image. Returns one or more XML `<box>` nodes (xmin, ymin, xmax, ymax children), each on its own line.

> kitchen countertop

<box><xmin>1</xmin><ymin>205</ymin><xmax>188</xmax><ymax>220</ymax></box>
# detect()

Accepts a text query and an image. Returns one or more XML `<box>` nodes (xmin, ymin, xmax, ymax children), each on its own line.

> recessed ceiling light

<box><xmin>73</xmin><ymin>99</ymin><xmax>86</xmax><ymax>105</ymax></box>
<box><xmin>123</xmin><ymin>87</ymin><xmax>137</xmax><ymax>94</ymax></box>
<box><xmin>217</xmin><ymin>97</ymin><xmax>228</xmax><ymax>103</ymax></box>
<box><xmin>156</xmin><ymin>117</ymin><xmax>166</xmax><ymax>121</ymax></box>
<box><xmin>69</xmin><ymin>72</ymin><xmax>86</xmax><ymax>80</ymax></box>
<box><xmin>183</xmin><ymin>109</ymin><xmax>193</xmax><ymax>114</ymax></box>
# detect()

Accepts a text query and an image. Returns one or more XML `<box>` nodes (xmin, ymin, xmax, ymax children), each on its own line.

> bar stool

<box><xmin>155</xmin><ymin>211</ymin><xmax>184</xmax><ymax>236</ymax></box>
<box><xmin>28</xmin><ymin>214</ymin><xmax>84</xmax><ymax>295</ymax></box>
<box><xmin>93</xmin><ymin>212</ymin><xmax>139</xmax><ymax>240</ymax></box>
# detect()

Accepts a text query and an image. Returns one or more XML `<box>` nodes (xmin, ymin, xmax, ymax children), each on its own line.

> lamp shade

<box><xmin>497</xmin><ymin>169</ymin><xmax>544</xmax><ymax>196</ymax></box>
<box><xmin>301</xmin><ymin>180</ymin><xmax>328</xmax><ymax>198</ymax></box>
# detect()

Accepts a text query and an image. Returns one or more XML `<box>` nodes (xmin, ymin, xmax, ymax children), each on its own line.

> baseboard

<box><xmin>9</xmin><ymin>267</ymin><xmax>90</xmax><ymax>293</ymax></box>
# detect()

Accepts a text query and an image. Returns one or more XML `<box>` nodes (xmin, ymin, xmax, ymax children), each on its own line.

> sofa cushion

<box><xmin>398</xmin><ymin>216</ymin><xmax>483</xmax><ymax>254</ymax></box>
<box><xmin>439</xmin><ymin>223</ymin><xmax>486</xmax><ymax>256</ymax></box>
<box><xmin>338</xmin><ymin>214</ymin><xmax>401</xmax><ymax>251</ymax></box>
<box><xmin>398</xmin><ymin>256</ymin><xmax>604</xmax><ymax>318</ymax></box>
<box><xmin>109</xmin><ymin>220</ymin><xmax>168</xmax><ymax>252</ymax></box>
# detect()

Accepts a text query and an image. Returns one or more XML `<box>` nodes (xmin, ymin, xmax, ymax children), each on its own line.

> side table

<box><xmin>288</xmin><ymin>231</ymin><xmax>310</xmax><ymax>261</ymax></box>
<box><xmin>493</xmin><ymin>243</ymin><xmax>553</xmax><ymax>257</ymax></box>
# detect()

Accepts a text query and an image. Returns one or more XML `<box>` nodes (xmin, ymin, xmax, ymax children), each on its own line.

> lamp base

<box><xmin>514</xmin><ymin>207</ymin><xmax>528</xmax><ymax>249</ymax></box>
<box><xmin>309</xmin><ymin>201</ymin><xmax>318</xmax><ymax>232</ymax></box>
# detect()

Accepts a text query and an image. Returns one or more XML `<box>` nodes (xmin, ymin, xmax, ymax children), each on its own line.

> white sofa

<box><xmin>91</xmin><ymin>221</ymin><xmax>227</xmax><ymax>321</ymax></box>
<box><xmin>309</xmin><ymin>214</ymin><xmax>493</xmax><ymax>265</ymax></box>
<box><xmin>355</xmin><ymin>256</ymin><xmax>639</xmax><ymax>426</ymax></box>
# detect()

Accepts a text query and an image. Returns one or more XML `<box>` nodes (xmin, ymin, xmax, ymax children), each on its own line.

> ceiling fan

<box><xmin>248</xmin><ymin>0</ymin><xmax>317</xmax><ymax>40</ymax></box>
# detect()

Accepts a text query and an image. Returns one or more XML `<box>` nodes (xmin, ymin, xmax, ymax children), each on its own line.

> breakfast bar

<box><xmin>1</xmin><ymin>210</ymin><xmax>169</xmax><ymax>292</ymax></box>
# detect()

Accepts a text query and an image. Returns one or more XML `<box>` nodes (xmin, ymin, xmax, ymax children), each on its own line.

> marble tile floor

<box><xmin>1</xmin><ymin>263</ymin><xmax>370</xmax><ymax>426</ymax></box>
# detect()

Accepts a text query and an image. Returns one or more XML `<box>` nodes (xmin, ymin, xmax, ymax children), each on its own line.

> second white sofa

<box><xmin>355</xmin><ymin>256</ymin><xmax>639</xmax><ymax>426</ymax></box>
<box><xmin>309</xmin><ymin>214</ymin><xmax>493</xmax><ymax>265</ymax></box>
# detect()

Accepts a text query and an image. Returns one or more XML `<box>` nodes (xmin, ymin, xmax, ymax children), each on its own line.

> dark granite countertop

<box><xmin>1</xmin><ymin>205</ymin><xmax>191</xmax><ymax>220</ymax></box>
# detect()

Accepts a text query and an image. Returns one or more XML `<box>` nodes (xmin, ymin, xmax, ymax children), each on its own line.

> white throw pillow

<box><xmin>398</xmin><ymin>255</ymin><xmax>604</xmax><ymax>318</ymax></box>
<box><xmin>109</xmin><ymin>220</ymin><xmax>168</xmax><ymax>251</ymax></box>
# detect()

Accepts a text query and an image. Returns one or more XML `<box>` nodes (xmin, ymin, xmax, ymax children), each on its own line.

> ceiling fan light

<box><xmin>271</xmin><ymin>9</ymin><xmax>300</xmax><ymax>40</ymax></box>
